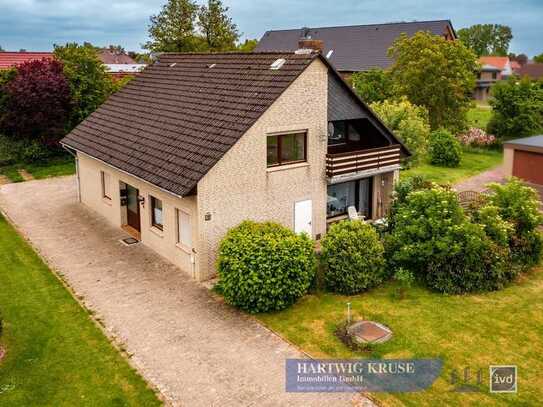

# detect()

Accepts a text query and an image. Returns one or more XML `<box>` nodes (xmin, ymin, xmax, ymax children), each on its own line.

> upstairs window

<box><xmin>101</xmin><ymin>171</ymin><xmax>111</xmax><ymax>200</ymax></box>
<box><xmin>150</xmin><ymin>196</ymin><xmax>163</xmax><ymax>230</ymax></box>
<box><xmin>267</xmin><ymin>132</ymin><xmax>307</xmax><ymax>167</ymax></box>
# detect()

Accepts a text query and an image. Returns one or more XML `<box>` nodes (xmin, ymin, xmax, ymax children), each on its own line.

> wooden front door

<box><xmin>126</xmin><ymin>184</ymin><xmax>141</xmax><ymax>232</ymax></box>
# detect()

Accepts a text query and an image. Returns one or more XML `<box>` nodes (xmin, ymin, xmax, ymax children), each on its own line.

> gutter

<box><xmin>62</xmin><ymin>145</ymin><xmax>81</xmax><ymax>203</ymax></box>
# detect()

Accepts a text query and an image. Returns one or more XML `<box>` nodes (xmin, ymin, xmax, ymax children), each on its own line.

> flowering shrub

<box><xmin>458</xmin><ymin>127</ymin><xmax>496</xmax><ymax>146</ymax></box>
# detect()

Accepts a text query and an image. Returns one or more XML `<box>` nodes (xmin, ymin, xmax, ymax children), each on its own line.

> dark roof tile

<box><xmin>62</xmin><ymin>52</ymin><xmax>316</xmax><ymax>196</ymax></box>
<box><xmin>255</xmin><ymin>20</ymin><xmax>455</xmax><ymax>72</ymax></box>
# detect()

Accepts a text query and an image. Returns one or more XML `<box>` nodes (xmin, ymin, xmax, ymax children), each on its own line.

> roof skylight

<box><xmin>270</xmin><ymin>58</ymin><xmax>286</xmax><ymax>70</ymax></box>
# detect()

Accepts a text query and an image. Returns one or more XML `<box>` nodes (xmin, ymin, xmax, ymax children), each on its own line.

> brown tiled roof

<box><xmin>61</xmin><ymin>52</ymin><xmax>318</xmax><ymax>196</ymax></box>
<box><xmin>98</xmin><ymin>50</ymin><xmax>137</xmax><ymax>64</ymax></box>
<box><xmin>517</xmin><ymin>63</ymin><xmax>543</xmax><ymax>80</ymax></box>
<box><xmin>255</xmin><ymin>20</ymin><xmax>456</xmax><ymax>72</ymax></box>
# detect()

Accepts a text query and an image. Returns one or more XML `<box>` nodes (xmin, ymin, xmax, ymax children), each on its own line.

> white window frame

<box><xmin>150</xmin><ymin>195</ymin><xmax>164</xmax><ymax>231</ymax></box>
<box><xmin>176</xmin><ymin>208</ymin><xmax>192</xmax><ymax>250</ymax></box>
<box><xmin>101</xmin><ymin>171</ymin><xmax>111</xmax><ymax>200</ymax></box>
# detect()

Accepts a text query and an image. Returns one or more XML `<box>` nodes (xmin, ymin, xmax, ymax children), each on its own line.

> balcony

<box><xmin>326</xmin><ymin>144</ymin><xmax>401</xmax><ymax>178</ymax></box>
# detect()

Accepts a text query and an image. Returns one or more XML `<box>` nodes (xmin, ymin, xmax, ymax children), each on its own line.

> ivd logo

<box><xmin>489</xmin><ymin>365</ymin><xmax>517</xmax><ymax>393</ymax></box>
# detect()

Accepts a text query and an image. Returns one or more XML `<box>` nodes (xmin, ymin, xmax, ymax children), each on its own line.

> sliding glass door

<box><xmin>327</xmin><ymin>177</ymin><xmax>372</xmax><ymax>219</ymax></box>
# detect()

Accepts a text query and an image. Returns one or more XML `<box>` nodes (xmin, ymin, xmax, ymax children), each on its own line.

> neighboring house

<box><xmin>474</xmin><ymin>56</ymin><xmax>513</xmax><ymax>101</ymax></box>
<box><xmin>61</xmin><ymin>50</ymin><xmax>409</xmax><ymax>281</ymax></box>
<box><xmin>98</xmin><ymin>49</ymin><xmax>146</xmax><ymax>78</ymax></box>
<box><xmin>255</xmin><ymin>20</ymin><xmax>457</xmax><ymax>79</ymax></box>
<box><xmin>0</xmin><ymin>50</ymin><xmax>145</xmax><ymax>77</ymax></box>
<box><xmin>516</xmin><ymin>63</ymin><xmax>543</xmax><ymax>80</ymax></box>
<box><xmin>504</xmin><ymin>135</ymin><xmax>543</xmax><ymax>185</ymax></box>
<box><xmin>0</xmin><ymin>51</ymin><xmax>54</xmax><ymax>69</ymax></box>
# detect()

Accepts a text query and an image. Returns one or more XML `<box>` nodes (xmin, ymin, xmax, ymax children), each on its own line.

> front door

<box><xmin>126</xmin><ymin>184</ymin><xmax>141</xmax><ymax>232</ymax></box>
<box><xmin>294</xmin><ymin>199</ymin><xmax>312</xmax><ymax>236</ymax></box>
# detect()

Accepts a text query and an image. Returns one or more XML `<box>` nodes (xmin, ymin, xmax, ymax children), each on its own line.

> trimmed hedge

<box><xmin>428</xmin><ymin>128</ymin><xmax>462</xmax><ymax>167</ymax></box>
<box><xmin>321</xmin><ymin>220</ymin><xmax>386</xmax><ymax>295</ymax></box>
<box><xmin>217</xmin><ymin>221</ymin><xmax>315</xmax><ymax>313</ymax></box>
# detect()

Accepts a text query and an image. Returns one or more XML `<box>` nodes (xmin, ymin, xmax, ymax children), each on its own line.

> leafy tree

<box><xmin>144</xmin><ymin>0</ymin><xmax>203</xmax><ymax>52</ymax></box>
<box><xmin>237</xmin><ymin>39</ymin><xmax>258</xmax><ymax>52</ymax></box>
<box><xmin>370</xmin><ymin>98</ymin><xmax>430</xmax><ymax>165</ymax></box>
<box><xmin>488</xmin><ymin>77</ymin><xmax>543</xmax><ymax>139</ymax></box>
<box><xmin>0</xmin><ymin>45</ymin><xmax>4</xmax><ymax>52</ymax></box>
<box><xmin>128</xmin><ymin>51</ymin><xmax>153</xmax><ymax>63</ymax></box>
<box><xmin>534</xmin><ymin>53</ymin><xmax>543</xmax><ymax>64</ymax></box>
<box><xmin>54</xmin><ymin>42</ymin><xmax>116</xmax><ymax>128</ymax></box>
<box><xmin>352</xmin><ymin>68</ymin><xmax>395</xmax><ymax>104</ymax></box>
<box><xmin>0</xmin><ymin>59</ymin><xmax>71</xmax><ymax>145</ymax></box>
<box><xmin>458</xmin><ymin>24</ymin><xmax>513</xmax><ymax>56</ymax></box>
<box><xmin>388</xmin><ymin>31</ymin><xmax>478</xmax><ymax>132</ymax></box>
<box><xmin>510</xmin><ymin>53</ymin><xmax>528</xmax><ymax>66</ymax></box>
<box><xmin>198</xmin><ymin>0</ymin><xmax>239</xmax><ymax>51</ymax></box>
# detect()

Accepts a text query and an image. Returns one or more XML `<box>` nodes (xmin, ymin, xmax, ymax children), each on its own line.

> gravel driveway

<box><xmin>0</xmin><ymin>176</ymin><xmax>366</xmax><ymax>407</ymax></box>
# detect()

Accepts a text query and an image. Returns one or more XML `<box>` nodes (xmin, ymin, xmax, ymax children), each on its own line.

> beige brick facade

<box><xmin>76</xmin><ymin>58</ymin><xmax>398</xmax><ymax>281</ymax></box>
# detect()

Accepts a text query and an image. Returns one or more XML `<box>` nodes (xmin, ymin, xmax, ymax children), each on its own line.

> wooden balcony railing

<box><xmin>326</xmin><ymin>145</ymin><xmax>401</xmax><ymax>178</ymax></box>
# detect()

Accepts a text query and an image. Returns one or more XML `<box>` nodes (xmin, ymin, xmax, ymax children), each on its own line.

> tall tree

<box><xmin>509</xmin><ymin>53</ymin><xmax>528</xmax><ymax>66</ymax></box>
<box><xmin>533</xmin><ymin>53</ymin><xmax>543</xmax><ymax>64</ymax></box>
<box><xmin>54</xmin><ymin>43</ymin><xmax>115</xmax><ymax>128</ymax></box>
<box><xmin>197</xmin><ymin>0</ymin><xmax>239</xmax><ymax>51</ymax></box>
<box><xmin>388</xmin><ymin>32</ymin><xmax>478</xmax><ymax>132</ymax></box>
<box><xmin>237</xmin><ymin>39</ymin><xmax>258</xmax><ymax>53</ymax></box>
<box><xmin>0</xmin><ymin>59</ymin><xmax>72</xmax><ymax>144</ymax></box>
<box><xmin>458</xmin><ymin>24</ymin><xmax>512</xmax><ymax>57</ymax></box>
<box><xmin>352</xmin><ymin>68</ymin><xmax>395</xmax><ymax>104</ymax></box>
<box><xmin>144</xmin><ymin>0</ymin><xmax>203</xmax><ymax>52</ymax></box>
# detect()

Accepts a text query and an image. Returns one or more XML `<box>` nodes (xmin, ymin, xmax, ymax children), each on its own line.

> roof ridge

<box><xmin>264</xmin><ymin>19</ymin><xmax>452</xmax><ymax>33</ymax></box>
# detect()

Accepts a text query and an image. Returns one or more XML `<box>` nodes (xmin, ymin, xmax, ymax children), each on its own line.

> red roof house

<box><xmin>0</xmin><ymin>52</ymin><xmax>54</xmax><ymax>70</ymax></box>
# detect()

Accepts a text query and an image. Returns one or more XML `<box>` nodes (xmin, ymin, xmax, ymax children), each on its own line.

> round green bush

<box><xmin>321</xmin><ymin>220</ymin><xmax>386</xmax><ymax>295</ymax></box>
<box><xmin>428</xmin><ymin>128</ymin><xmax>462</xmax><ymax>167</ymax></box>
<box><xmin>425</xmin><ymin>221</ymin><xmax>514</xmax><ymax>294</ymax></box>
<box><xmin>487</xmin><ymin>179</ymin><xmax>543</xmax><ymax>267</ymax></box>
<box><xmin>217</xmin><ymin>221</ymin><xmax>315</xmax><ymax>313</ymax></box>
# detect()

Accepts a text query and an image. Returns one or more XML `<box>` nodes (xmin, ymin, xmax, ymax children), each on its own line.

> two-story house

<box><xmin>61</xmin><ymin>50</ymin><xmax>409</xmax><ymax>281</ymax></box>
<box><xmin>474</xmin><ymin>56</ymin><xmax>513</xmax><ymax>101</ymax></box>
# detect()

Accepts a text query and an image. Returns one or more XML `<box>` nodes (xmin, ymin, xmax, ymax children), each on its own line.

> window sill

<box><xmin>175</xmin><ymin>243</ymin><xmax>192</xmax><ymax>254</ymax></box>
<box><xmin>149</xmin><ymin>226</ymin><xmax>164</xmax><ymax>238</ymax></box>
<box><xmin>266</xmin><ymin>162</ymin><xmax>309</xmax><ymax>173</ymax></box>
<box><xmin>102</xmin><ymin>197</ymin><xmax>112</xmax><ymax>206</ymax></box>
<box><xmin>326</xmin><ymin>214</ymin><xmax>348</xmax><ymax>223</ymax></box>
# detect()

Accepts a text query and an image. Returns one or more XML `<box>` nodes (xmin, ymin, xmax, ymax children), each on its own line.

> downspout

<box><xmin>62</xmin><ymin>146</ymin><xmax>81</xmax><ymax>203</ymax></box>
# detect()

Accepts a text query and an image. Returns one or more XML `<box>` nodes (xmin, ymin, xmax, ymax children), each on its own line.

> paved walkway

<box><xmin>0</xmin><ymin>176</ymin><xmax>366</xmax><ymax>407</ymax></box>
<box><xmin>454</xmin><ymin>165</ymin><xmax>505</xmax><ymax>192</ymax></box>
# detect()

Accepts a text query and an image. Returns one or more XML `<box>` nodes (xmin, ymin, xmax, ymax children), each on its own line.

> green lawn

<box><xmin>258</xmin><ymin>270</ymin><xmax>543</xmax><ymax>406</ymax></box>
<box><xmin>401</xmin><ymin>147</ymin><xmax>502</xmax><ymax>185</ymax></box>
<box><xmin>0</xmin><ymin>215</ymin><xmax>161</xmax><ymax>406</ymax></box>
<box><xmin>24</xmin><ymin>155</ymin><xmax>75</xmax><ymax>179</ymax></box>
<box><xmin>467</xmin><ymin>107</ymin><xmax>492</xmax><ymax>129</ymax></box>
<box><xmin>0</xmin><ymin>155</ymin><xmax>75</xmax><ymax>183</ymax></box>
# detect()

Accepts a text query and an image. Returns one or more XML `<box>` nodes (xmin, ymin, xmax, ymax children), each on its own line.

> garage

<box><xmin>504</xmin><ymin>135</ymin><xmax>543</xmax><ymax>185</ymax></box>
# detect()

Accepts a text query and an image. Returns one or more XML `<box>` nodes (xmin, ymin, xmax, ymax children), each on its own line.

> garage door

<box><xmin>513</xmin><ymin>150</ymin><xmax>543</xmax><ymax>185</ymax></box>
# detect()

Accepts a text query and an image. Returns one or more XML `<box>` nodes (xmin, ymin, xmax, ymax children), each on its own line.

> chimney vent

<box><xmin>297</xmin><ymin>39</ymin><xmax>324</xmax><ymax>53</ymax></box>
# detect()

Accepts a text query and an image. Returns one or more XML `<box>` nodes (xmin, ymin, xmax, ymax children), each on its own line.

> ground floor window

<box><xmin>101</xmin><ymin>171</ymin><xmax>111</xmax><ymax>200</ymax></box>
<box><xmin>177</xmin><ymin>209</ymin><xmax>192</xmax><ymax>248</ymax></box>
<box><xmin>150</xmin><ymin>196</ymin><xmax>163</xmax><ymax>230</ymax></box>
<box><xmin>327</xmin><ymin>178</ymin><xmax>372</xmax><ymax>219</ymax></box>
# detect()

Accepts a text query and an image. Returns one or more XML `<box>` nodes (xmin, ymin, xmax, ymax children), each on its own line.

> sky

<box><xmin>0</xmin><ymin>0</ymin><xmax>541</xmax><ymax>56</ymax></box>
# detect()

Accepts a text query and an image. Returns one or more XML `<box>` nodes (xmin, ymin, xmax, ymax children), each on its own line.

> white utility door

<box><xmin>294</xmin><ymin>200</ymin><xmax>312</xmax><ymax>236</ymax></box>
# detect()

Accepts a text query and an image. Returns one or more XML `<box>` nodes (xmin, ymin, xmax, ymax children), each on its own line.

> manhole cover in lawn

<box><xmin>348</xmin><ymin>321</ymin><xmax>392</xmax><ymax>344</ymax></box>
